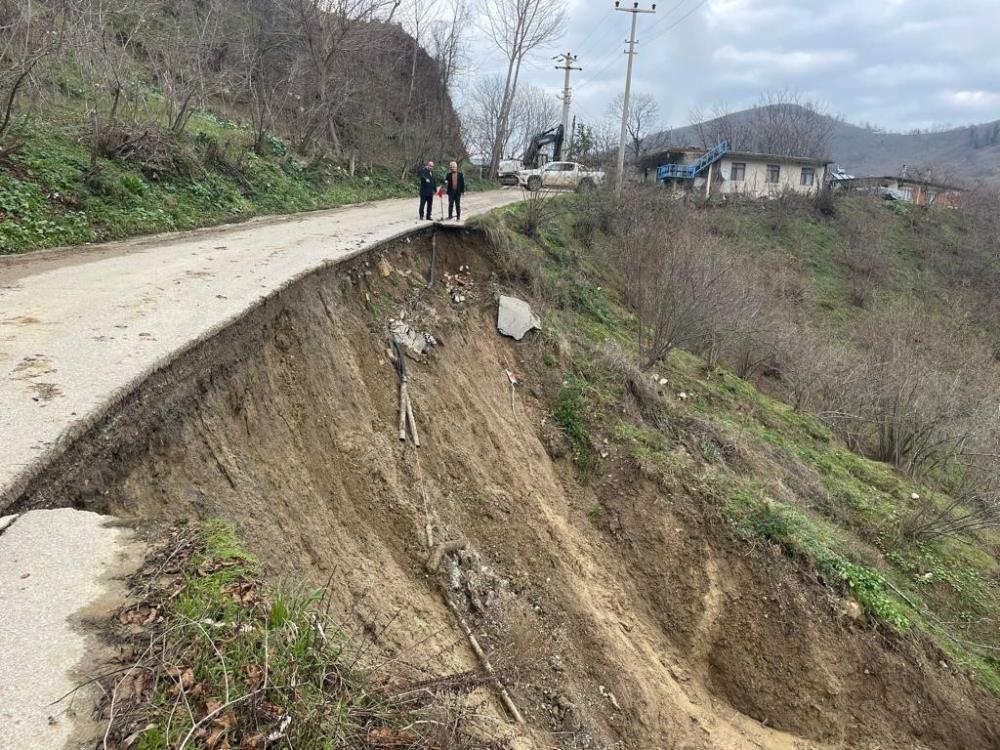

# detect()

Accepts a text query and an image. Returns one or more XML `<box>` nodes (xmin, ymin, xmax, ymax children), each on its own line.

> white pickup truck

<box><xmin>517</xmin><ymin>161</ymin><xmax>605</xmax><ymax>193</ymax></box>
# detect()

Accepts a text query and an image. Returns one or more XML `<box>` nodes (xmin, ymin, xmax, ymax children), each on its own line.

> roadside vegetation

<box><xmin>0</xmin><ymin>0</ymin><xmax>489</xmax><ymax>254</ymax></box>
<box><xmin>474</xmin><ymin>187</ymin><xmax>1000</xmax><ymax>693</ymax></box>
<box><xmin>102</xmin><ymin>520</ymin><xmax>499</xmax><ymax>750</ymax></box>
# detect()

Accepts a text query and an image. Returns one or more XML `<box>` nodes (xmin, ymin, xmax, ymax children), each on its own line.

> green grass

<box><xmin>0</xmin><ymin>115</ymin><xmax>420</xmax><ymax>253</ymax></box>
<box><xmin>485</xmin><ymin>197</ymin><xmax>1000</xmax><ymax>694</ymax></box>
<box><xmin>128</xmin><ymin>520</ymin><xmax>429</xmax><ymax>750</ymax></box>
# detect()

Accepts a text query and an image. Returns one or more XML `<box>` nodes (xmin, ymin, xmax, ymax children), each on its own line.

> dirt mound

<box><xmin>12</xmin><ymin>230</ymin><xmax>1000</xmax><ymax>749</ymax></box>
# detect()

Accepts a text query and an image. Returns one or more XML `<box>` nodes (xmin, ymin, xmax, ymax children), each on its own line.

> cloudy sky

<box><xmin>464</xmin><ymin>0</ymin><xmax>1000</xmax><ymax>133</ymax></box>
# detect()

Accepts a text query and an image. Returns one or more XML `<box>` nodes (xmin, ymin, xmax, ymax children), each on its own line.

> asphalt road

<box><xmin>0</xmin><ymin>508</ymin><xmax>142</xmax><ymax>750</ymax></box>
<box><xmin>0</xmin><ymin>190</ymin><xmax>523</xmax><ymax>507</ymax></box>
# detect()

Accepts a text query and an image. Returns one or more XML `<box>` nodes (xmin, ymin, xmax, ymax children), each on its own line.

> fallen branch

<box><xmin>440</xmin><ymin>591</ymin><xmax>525</xmax><ymax>725</ymax></box>
<box><xmin>176</xmin><ymin>687</ymin><xmax>270</xmax><ymax>750</ymax></box>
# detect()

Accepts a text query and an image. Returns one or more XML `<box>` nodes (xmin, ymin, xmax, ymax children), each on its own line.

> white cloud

<box><xmin>945</xmin><ymin>90</ymin><xmax>1000</xmax><ymax>108</ymax></box>
<box><xmin>858</xmin><ymin>63</ymin><xmax>956</xmax><ymax>87</ymax></box>
<box><xmin>490</xmin><ymin>0</ymin><xmax>1000</xmax><ymax>132</ymax></box>
<box><xmin>713</xmin><ymin>45</ymin><xmax>855</xmax><ymax>73</ymax></box>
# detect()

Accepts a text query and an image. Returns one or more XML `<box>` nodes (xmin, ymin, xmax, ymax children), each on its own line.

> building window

<box><xmin>800</xmin><ymin>167</ymin><xmax>815</xmax><ymax>186</ymax></box>
<box><xmin>766</xmin><ymin>165</ymin><xmax>781</xmax><ymax>183</ymax></box>
<box><xmin>730</xmin><ymin>163</ymin><xmax>746</xmax><ymax>181</ymax></box>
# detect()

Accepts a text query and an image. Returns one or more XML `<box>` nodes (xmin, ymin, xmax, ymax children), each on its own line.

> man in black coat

<box><xmin>418</xmin><ymin>160</ymin><xmax>437</xmax><ymax>220</ymax></box>
<box><xmin>444</xmin><ymin>161</ymin><xmax>466</xmax><ymax>221</ymax></box>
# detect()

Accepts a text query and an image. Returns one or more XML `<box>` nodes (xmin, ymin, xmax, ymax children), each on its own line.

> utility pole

<box><xmin>614</xmin><ymin>1</ymin><xmax>656</xmax><ymax>197</ymax></box>
<box><xmin>554</xmin><ymin>52</ymin><xmax>582</xmax><ymax>160</ymax></box>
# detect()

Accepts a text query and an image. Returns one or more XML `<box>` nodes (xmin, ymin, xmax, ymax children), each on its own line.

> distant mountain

<box><xmin>651</xmin><ymin>108</ymin><xmax>1000</xmax><ymax>183</ymax></box>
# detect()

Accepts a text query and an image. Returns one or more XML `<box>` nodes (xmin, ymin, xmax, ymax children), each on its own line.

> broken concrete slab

<box><xmin>391</xmin><ymin>320</ymin><xmax>436</xmax><ymax>356</ymax></box>
<box><xmin>497</xmin><ymin>295</ymin><xmax>541</xmax><ymax>341</ymax></box>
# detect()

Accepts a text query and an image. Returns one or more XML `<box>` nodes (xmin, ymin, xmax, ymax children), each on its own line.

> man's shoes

<box><xmin>447</xmin><ymin>215</ymin><xmax>453</xmax><ymax>220</ymax></box>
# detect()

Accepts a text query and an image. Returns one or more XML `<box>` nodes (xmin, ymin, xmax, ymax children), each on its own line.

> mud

<box><xmin>10</xmin><ymin>229</ymin><xmax>1000</xmax><ymax>749</ymax></box>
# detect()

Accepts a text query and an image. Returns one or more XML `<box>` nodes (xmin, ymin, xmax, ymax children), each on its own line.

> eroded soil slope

<box><xmin>14</xmin><ymin>230</ymin><xmax>1000</xmax><ymax>749</ymax></box>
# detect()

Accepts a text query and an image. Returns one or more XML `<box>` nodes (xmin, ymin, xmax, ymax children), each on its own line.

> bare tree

<box><xmin>462</xmin><ymin>77</ymin><xmax>557</xmax><ymax>163</ymax></box>
<box><xmin>428</xmin><ymin>0</ymin><xmax>470</xmax><ymax>92</ymax></box>
<box><xmin>616</xmin><ymin>191</ymin><xmax>751</xmax><ymax>367</ymax></box>
<box><xmin>399</xmin><ymin>0</ymin><xmax>440</xmax><ymax>171</ymax></box>
<box><xmin>236</xmin><ymin>0</ymin><xmax>298</xmax><ymax>154</ymax></box>
<box><xmin>144</xmin><ymin>0</ymin><xmax>230</xmax><ymax>134</ymax></box>
<box><xmin>478</xmin><ymin>0</ymin><xmax>565</xmax><ymax>175</ymax></box>
<box><xmin>427</xmin><ymin>0</ymin><xmax>470</xmax><ymax>156</ymax></box>
<box><xmin>0</xmin><ymin>0</ymin><xmax>64</xmax><ymax>151</ymax></box>
<box><xmin>284</xmin><ymin>0</ymin><xmax>402</xmax><ymax>155</ymax></box>
<box><xmin>607</xmin><ymin>91</ymin><xmax>661</xmax><ymax>160</ymax></box>
<box><xmin>462</xmin><ymin>73</ymin><xmax>506</xmax><ymax>163</ymax></box>
<box><xmin>509</xmin><ymin>84</ymin><xmax>560</xmax><ymax>158</ymax></box>
<box><xmin>689</xmin><ymin>91</ymin><xmax>836</xmax><ymax>158</ymax></box>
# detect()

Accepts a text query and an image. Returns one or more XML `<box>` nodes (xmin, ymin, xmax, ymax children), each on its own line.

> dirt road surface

<box><xmin>0</xmin><ymin>191</ymin><xmax>522</xmax><ymax>509</ymax></box>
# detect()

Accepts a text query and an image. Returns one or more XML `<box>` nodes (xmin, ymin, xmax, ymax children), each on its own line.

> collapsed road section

<box><xmin>0</xmin><ymin>190</ymin><xmax>522</xmax><ymax>514</ymax></box>
<box><xmin>4</xmin><ymin>218</ymin><xmax>998</xmax><ymax>749</ymax></box>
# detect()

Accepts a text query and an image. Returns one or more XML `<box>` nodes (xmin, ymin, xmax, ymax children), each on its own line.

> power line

<box><xmin>574</xmin><ymin>6</ymin><xmax>616</xmax><ymax>51</ymax></box>
<box><xmin>574</xmin><ymin>0</ymin><xmax>705</xmax><ymax>94</ymax></box>
<box><xmin>640</xmin><ymin>0</ymin><xmax>694</xmax><ymax>36</ymax></box>
<box><xmin>643</xmin><ymin>0</ymin><xmax>709</xmax><ymax>45</ymax></box>
<box><xmin>614</xmin><ymin>1</ymin><xmax>657</xmax><ymax>196</ymax></box>
<box><xmin>577</xmin><ymin>0</ymin><xmax>691</xmax><ymax>84</ymax></box>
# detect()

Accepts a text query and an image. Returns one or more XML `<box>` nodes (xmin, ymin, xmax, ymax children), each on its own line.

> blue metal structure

<box><xmin>656</xmin><ymin>140</ymin><xmax>730</xmax><ymax>182</ymax></box>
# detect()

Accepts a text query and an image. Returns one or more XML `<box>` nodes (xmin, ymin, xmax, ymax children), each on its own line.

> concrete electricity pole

<box><xmin>614</xmin><ymin>1</ymin><xmax>656</xmax><ymax>197</ymax></box>
<box><xmin>554</xmin><ymin>52</ymin><xmax>582</xmax><ymax>160</ymax></box>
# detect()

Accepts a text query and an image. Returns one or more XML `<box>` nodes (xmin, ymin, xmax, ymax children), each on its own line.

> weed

<box><xmin>554</xmin><ymin>376</ymin><xmax>592</xmax><ymax>470</ymax></box>
<box><xmin>113</xmin><ymin>521</ymin><xmax>480</xmax><ymax>750</ymax></box>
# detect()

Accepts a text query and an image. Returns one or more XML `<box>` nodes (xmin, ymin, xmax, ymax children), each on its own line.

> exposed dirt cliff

<box><xmin>13</xmin><ymin>229</ymin><xmax>1000</xmax><ymax>749</ymax></box>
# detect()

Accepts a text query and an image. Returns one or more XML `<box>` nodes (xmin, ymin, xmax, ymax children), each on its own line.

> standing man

<box><xmin>444</xmin><ymin>161</ymin><xmax>466</xmax><ymax>221</ymax></box>
<box><xmin>418</xmin><ymin>160</ymin><xmax>437</xmax><ymax>221</ymax></box>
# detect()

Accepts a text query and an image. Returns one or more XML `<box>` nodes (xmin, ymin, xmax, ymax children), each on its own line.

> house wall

<box><xmin>714</xmin><ymin>158</ymin><xmax>827</xmax><ymax>198</ymax></box>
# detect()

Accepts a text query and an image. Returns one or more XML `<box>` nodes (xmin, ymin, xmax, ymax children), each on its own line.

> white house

<box><xmin>653</xmin><ymin>145</ymin><xmax>830</xmax><ymax>199</ymax></box>
<box><xmin>712</xmin><ymin>152</ymin><xmax>830</xmax><ymax>198</ymax></box>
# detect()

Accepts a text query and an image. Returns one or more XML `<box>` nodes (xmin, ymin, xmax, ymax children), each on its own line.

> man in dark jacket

<box><xmin>444</xmin><ymin>161</ymin><xmax>466</xmax><ymax>221</ymax></box>
<box><xmin>418</xmin><ymin>160</ymin><xmax>437</xmax><ymax>220</ymax></box>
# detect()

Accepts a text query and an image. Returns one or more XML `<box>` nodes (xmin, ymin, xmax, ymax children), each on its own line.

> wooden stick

<box><xmin>428</xmin><ymin>229</ymin><xmax>437</xmax><ymax>288</ymax></box>
<box><xmin>441</xmin><ymin>589</ymin><xmax>525</xmax><ymax>725</ymax></box>
<box><xmin>398</xmin><ymin>380</ymin><xmax>407</xmax><ymax>442</ymax></box>
<box><xmin>405</xmin><ymin>388</ymin><xmax>420</xmax><ymax>447</ymax></box>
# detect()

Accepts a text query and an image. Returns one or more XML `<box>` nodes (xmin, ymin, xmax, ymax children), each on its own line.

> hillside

<box><xmin>0</xmin><ymin>0</ymin><xmax>471</xmax><ymax>253</ymax></box>
<box><xmin>654</xmin><ymin>106</ymin><xmax>1000</xmax><ymax>181</ymax></box>
<box><xmin>11</xmin><ymin>190</ymin><xmax>1000</xmax><ymax>749</ymax></box>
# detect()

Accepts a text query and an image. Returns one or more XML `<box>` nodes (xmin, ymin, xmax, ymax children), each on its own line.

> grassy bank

<box><xmin>106</xmin><ymin>520</ymin><xmax>478</xmax><ymax>750</ymax></box>
<box><xmin>474</xmin><ymin>195</ymin><xmax>1000</xmax><ymax>694</ymax></box>
<box><xmin>0</xmin><ymin>112</ymin><xmax>493</xmax><ymax>254</ymax></box>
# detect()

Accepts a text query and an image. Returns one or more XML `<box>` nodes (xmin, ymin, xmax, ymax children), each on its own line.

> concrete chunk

<box><xmin>391</xmin><ymin>321</ymin><xmax>436</xmax><ymax>356</ymax></box>
<box><xmin>497</xmin><ymin>295</ymin><xmax>541</xmax><ymax>341</ymax></box>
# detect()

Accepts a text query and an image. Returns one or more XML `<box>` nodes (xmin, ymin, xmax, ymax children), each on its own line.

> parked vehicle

<box><xmin>517</xmin><ymin>161</ymin><xmax>605</xmax><ymax>192</ymax></box>
<box><xmin>497</xmin><ymin>125</ymin><xmax>564</xmax><ymax>185</ymax></box>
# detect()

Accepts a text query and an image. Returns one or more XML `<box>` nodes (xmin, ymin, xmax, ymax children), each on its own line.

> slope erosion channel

<box><xmin>10</xmin><ymin>227</ymin><xmax>1000</xmax><ymax>750</ymax></box>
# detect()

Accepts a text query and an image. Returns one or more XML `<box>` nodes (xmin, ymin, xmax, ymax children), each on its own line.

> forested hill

<box><xmin>0</xmin><ymin>0</ymin><xmax>469</xmax><ymax>252</ymax></box>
